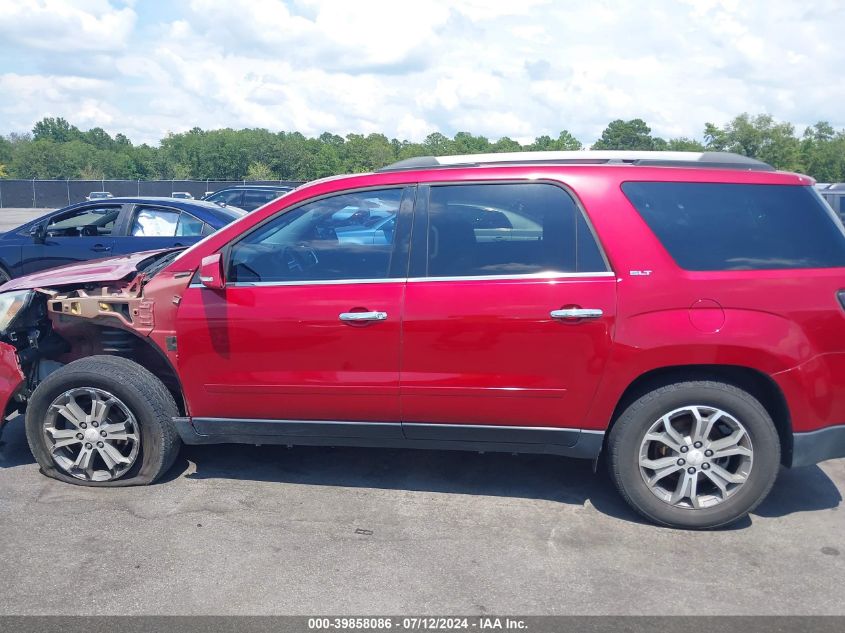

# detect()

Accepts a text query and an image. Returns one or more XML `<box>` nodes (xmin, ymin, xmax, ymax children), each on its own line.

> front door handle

<box><xmin>339</xmin><ymin>311</ymin><xmax>388</xmax><ymax>322</ymax></box>
<box><xmin>90</xmin><ymin>244</ymin><xmax>111</xmax><ymax>253</ymax></box>
<box><xmin>550</xmin><ymin>308</ymin><xmax>603</xmax><ymax>320</ymax></box>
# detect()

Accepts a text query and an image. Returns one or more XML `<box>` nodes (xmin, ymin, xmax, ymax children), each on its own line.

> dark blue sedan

<box><xmin>0</xmin><ymin>197</ymin><xmax>246</xmax><ymax>283</ymax></box>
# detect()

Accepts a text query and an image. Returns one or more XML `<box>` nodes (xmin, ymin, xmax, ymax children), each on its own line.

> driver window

<box><xmin>45</xmin><ymin>206</ymin><xmax>118</xmax><ymax>237</ymax></box>
<box><xmin>228</xmin><ymin>188</ymin><xmax>403</xmax><ymax>283</ymax></box>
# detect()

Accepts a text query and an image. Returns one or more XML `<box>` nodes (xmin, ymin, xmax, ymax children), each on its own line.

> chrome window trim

<box><xmin>188</xmin><ymin>270</ymin><xmax>616</xmax><ymax>289</ymax></box>
<box><xmin>407</xmin><ymin>271</ymin><xmax>615</xmax><ymax>283</ymax></box>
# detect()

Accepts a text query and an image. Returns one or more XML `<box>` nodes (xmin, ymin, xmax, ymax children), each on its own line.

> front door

<box><xmin>400</xmin><ymin>182</ymin><xmax>616</xmax><ymax>432</ymax></box>
<box><xmin>21</xmin><ymin>204</ymin><xmax>120</xmax><ymax>275</ymax></box>
<box><xmin>175</xmin><ymin>186</ymin><xmax>414</xmax><ymax>426</ymax></box>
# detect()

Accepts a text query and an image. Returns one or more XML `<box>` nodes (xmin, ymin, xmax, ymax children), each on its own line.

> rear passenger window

<box><xmin>623</xmin><ymin>183</ymin><xmax>845</xmax><ymax>270</ymax></box>
<box><xmin>425</xmin><ymin>183</ymin><xmax>607</xmax><ymax>277</ymax></box>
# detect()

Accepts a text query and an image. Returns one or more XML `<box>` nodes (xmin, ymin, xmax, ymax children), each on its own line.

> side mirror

<box><xmin>30</xmin><ymin>222</ymin><xmax>46</xmax><ymax>244</ymax></box>
<box><xmin>199</xmin><ymin>253</ymin><xmax>225</xmax><ymax>290</ymax></box>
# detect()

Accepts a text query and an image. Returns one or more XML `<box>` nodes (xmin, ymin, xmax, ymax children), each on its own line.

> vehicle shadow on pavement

<box><xmin>175</xmin><ymin>441</ymin><xmax>843</xmax><ymax>528</ymax></box>
<box><xmin>2</xmin><ymin>415</ymin><xmax>841</xmax><ymax>528</ymax></box>
<box><xmin>0</xmin><ymin>416</ymin><xmax>35</xmax><ymax>468</ymax></box>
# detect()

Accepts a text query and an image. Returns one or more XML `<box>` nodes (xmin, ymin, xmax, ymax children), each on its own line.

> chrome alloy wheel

<box><xmin>43</xmin><ymin>388</ymin><xmax>140</xmax><ymax>482</ymax></box>
<box><xmin>638</xmin><ymin>405</ymin><xmax>753</xmax><ymax>510</ymax></box>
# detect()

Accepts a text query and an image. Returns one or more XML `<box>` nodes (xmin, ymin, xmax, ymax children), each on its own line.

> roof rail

<box><xmin>378</xmin><ymin>150</ymin><xmax>775</xmax><ymax>172</ymax></box>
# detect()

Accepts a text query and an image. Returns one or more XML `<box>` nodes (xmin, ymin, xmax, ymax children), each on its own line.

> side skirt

<box><xmin>173</xmin><ymin>417</ymin><xmax>605</xmax><ymax>459</ymax></box>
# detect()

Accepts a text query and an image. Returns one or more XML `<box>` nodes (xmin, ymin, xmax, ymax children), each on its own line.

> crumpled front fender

<box><xmin>0</xmin><ymin>342</ymin><xmax>25</xmax><ymax>440</ymax></box>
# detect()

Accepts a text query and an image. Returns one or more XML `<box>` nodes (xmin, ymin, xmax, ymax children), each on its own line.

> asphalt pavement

<box><xmin>0</xmin><ymin>415</ymin><xmax>843</xmax><ymax>615</ymax></box>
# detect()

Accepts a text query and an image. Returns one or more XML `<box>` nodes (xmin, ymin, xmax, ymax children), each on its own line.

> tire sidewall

<box><xmin>25</xmin><ymin>367</ymin><xmax>166</xmax><ymax>487</ymax></box>
<box><xmin>610</xmin><ymin>383</ymin><xmax>781</xmax><ymax>529</ymax></box>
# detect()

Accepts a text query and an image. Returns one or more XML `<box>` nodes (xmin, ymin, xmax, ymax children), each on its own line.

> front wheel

<box><xmin>25</xmin><ymin>355</ymin><xmax>181</xmax><ymax>486</ymax></box>
<box><xmin>607</xmin><ymin>380</ymin><xmax>780</xmax><ymax>529</ymax></box>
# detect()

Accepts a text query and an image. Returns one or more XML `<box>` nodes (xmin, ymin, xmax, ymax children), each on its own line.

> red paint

<box><xmin>0</xmin><ymin>249</ymin><xmax>169</xmax><ymax>292</ymax></box>
<box><xmin>688</xmin><ymin>299</ymin><xmax>725</xmax><ymax>333</ymax></box>
<box><xmin>400</xmin><ymin>277</ymin><xmax>616</xmax><ymax>427</ymax></box>
<box><xmin>2</xmin><ymin>163</ymin><xmax>844</xmax><ymax>437</ymax></box>
<box><xmin>0</xmin><ymin>342</ymin><xmax>25</xmax><ymax>432</ymax></box>
<box><xmin>175</xmin><ymin>282</ymin><xmax>403</xmax><ymax>421</ymax></box>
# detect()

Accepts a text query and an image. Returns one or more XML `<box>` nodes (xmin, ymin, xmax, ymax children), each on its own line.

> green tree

<box><xmin>32</xmin><ymin>117</ymin><xmax>82</xmax><ymax>143</ymax></box>
<box><xmin>800</xmin><ymin>122</ymin><xmax>845</xmax><ymax>183</ymax></box>
<box><xmin>529</xmin><ymin>131</ymin><xmax>583</xmax><ymax>151</ymax></box>
<box><xmin>592</xmin><ymin>119</ymin><xmax>665</xmax><ymax>150</ymax></box>
<box><xmin>246</xmin><ymin>160</ymin><xmax>277</xmax><ymax>180</ymax></box>
<box><xmin>0</xmin><ymin>163</ymin><xmax>7</xmax><ymax>178</ymax></box>
<box><xmin>666</xmin><ymin>137</ymin><xmax>706</xmax><ymax>151</ymax></box>
<box><xmin>704</xmin><ymin>113</ymin><xmax>801</xmax><ymax>171</ymax></box>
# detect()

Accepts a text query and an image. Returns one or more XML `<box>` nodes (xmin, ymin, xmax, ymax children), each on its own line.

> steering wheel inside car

<box><xmin>283</xmin><ymin>245</ymin><xmax>320</xmax><ymax>274</ymax></box>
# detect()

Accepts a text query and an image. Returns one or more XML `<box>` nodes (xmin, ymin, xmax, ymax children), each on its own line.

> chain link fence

<box><xmin>0</xmin><ymin>179</ymin><xmax>304</xmax><ymax>208</ymax></box>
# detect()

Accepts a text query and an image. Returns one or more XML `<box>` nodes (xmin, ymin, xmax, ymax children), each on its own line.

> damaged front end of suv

<box><xmin>0</xmin><ymin>249</ymin><xmax>187</xmax><ymax>443</ymax></box>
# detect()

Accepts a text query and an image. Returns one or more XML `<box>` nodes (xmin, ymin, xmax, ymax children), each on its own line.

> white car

<box><xmin>85</xmin><ymin>191</ymin><xmax>113</xmax><ymax>201</ymax></box>
<box><xmin>171</xmin><ymin>192</ymin><xmax>194</xmax><ymax>200</ymax></box>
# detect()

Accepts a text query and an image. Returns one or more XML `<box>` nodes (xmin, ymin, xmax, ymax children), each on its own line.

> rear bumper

<box><xmin>791</xmin><ymin>425</ymin><xmax>845</xmax><ymax>468</ymax></box>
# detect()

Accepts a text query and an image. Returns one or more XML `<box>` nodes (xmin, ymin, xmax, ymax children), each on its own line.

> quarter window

<box><xmin>228</xmin><ymin>188</ymin><xmax>404</xmax><ymax>283</ymax></box>
<box><xmin>425</xmin><ymin>183</ymin><xmax>607</xmax><ymax>277</ymax></box>
<box><xmin>131</xmin><ymin>208</ymin><xmax>180</xmax><ymax>236</ymax></box>
<box><xmin>623</xmin><ymin>182</ymin><xmax>845</xmax><ymax>270</ymax></box>
<box><xmin>131</xmin><ymin>208</ymin><xmax>206</xmax><ymax>237</ymax></box>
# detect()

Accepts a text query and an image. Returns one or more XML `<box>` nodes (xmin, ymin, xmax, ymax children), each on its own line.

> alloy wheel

<box><xmin>638</xmin><ymin>405</ymin><xmax>753</xmax><ymax>510</ymax></box>
<box><xmin>43</xmin><ymin>387</ymin><xmax>140</xmax><ymax>482</ymax></box>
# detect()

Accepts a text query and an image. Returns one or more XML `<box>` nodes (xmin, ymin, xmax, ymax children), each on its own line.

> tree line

<box><xmin>1</xmin><ymin>113</ymin><xmax>844</xmax><ymax>182</ymax></box>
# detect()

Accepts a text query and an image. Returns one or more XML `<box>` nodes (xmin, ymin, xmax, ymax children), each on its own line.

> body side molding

<box><xmin>173</xmin><ymin>417</ymin><xmax>605</xmax><ymax>459</ymax></box>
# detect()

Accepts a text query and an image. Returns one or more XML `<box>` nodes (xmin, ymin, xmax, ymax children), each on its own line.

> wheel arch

<box><xmin>604</xmin><ymin>364</ymin><xmax>793</xmax><ymax>466</ymax></box>
<box><xmin>77</xmin><ymin>324</ymin><xmax>188</xmax><ymax>417</ymax></box>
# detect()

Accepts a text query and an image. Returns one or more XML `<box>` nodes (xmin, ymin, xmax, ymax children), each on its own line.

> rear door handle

<box><xmin>90</xmin><ymin>244</ymin><xmax>111</xmax><ymax>253</ymax></box>
<box><xmin>550</xmin><ymin>308</ymin><xmax>603</xmax><ymax>320</ymax></box>
<box><xmin>339</xmin><ymin>311</ymin><xmax>388</xmax><ymax>322</ymax></box>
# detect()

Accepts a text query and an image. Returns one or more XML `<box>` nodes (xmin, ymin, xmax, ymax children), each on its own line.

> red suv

<box><xmin>1</xmin><ymin>150</ymin><xmax>844</xmax><ymax>529</ymax></box>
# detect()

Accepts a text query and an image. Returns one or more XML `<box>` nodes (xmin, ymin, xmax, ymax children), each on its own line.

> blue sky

<box><xmin>1</xmin><ymin>0</ymin><xmax>844</xmax><ymax>146</ymax></box>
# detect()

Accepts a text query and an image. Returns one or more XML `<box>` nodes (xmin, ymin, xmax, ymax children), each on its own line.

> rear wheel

<box><xmin>607</xmin><ymin>380</ymin><xmax>780</xmax><ymax>529</ymax></box>
<box><xmin>25</xmin><ymin>355</ymin><xmax>181</xmax><ymax>486</ymax></box>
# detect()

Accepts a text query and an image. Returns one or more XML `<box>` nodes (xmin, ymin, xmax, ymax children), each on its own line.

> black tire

<box><xmin>25</xmin><ymin>355</ymin><xmax>181</xmax><ymax>487</ymax></box>
<box><xmin>607</xmin><ymin>380</ymin><xmax>780</xmax><ymax>529</ymax></box>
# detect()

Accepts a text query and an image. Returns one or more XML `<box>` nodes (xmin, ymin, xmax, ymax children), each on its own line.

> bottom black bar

<box><xmin>1</xmin><ymin>617</ymin><xmax>844</xmax><ymax>633</ymax></box>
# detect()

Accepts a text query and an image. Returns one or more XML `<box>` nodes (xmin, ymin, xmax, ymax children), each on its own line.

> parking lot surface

<box><xmin>0</xmin><ymin>209</ymin><xmax>49</xmax><ymax>231</ymax></box>
<box><xmin>0</xmin><ymin>416</ymin><xmax>843</xmax><ymax>615</ymax></box>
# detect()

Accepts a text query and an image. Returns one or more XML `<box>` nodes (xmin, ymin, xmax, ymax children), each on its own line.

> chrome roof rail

<box><xmin>378</xmin><ymin>150</ymin><xmax>774</xmax><ymax>172</ymax></box>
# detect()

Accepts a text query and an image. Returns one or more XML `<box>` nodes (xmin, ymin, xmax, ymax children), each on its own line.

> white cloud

<box><xmin>0</xmin><ymin>0</ymin><xmax>844</xmax><ymax>146</ymax></box>
<box><xmin>0</xmin><ymin>0</ymin><xmax>136</xmax><ymax>52</ymax></box>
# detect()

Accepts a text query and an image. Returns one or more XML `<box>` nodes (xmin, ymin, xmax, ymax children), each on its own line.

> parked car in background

<box><xmin>203</xmin><ymin>185</ymin><xmax>293</xmax><ymax>211</ymax></box>
<box><xmin>171</xmin><ymin>192</ymin><xmax>194</xmax><ymax>199</ymax></box>
<box><xmin>816</xmin><ymin>183</ymin><xmax>845</xmax><ymax>219</ymax></box>
<box><xmin>0</xmin><ymin>197</ymin><xmax>245</xmax><ymax>283</ymax></box>
<box><xmin>2</xmin><ymin>151</ymin><xmax>845</xmax><ymax>531</ymax></box>
<box><xmin>86</xmin><ymin>191</ymin><xmax>113</xmax><ymax>201</ymax></box>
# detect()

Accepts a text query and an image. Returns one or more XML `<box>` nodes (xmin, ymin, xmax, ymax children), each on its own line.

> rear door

<box><xmin>111</xmin><ymin>204</ymin><xmax>208</xmax><ymax>254</ymax></box>
<box><xmin>400</xmin><ymin>182</ymin><xmax>616</xmax><ymax>438</ymax></box>
<box><xmin>20</xmin><ymin>203</ymin><xmax>121</xmax><ymax>275</ymax></box>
